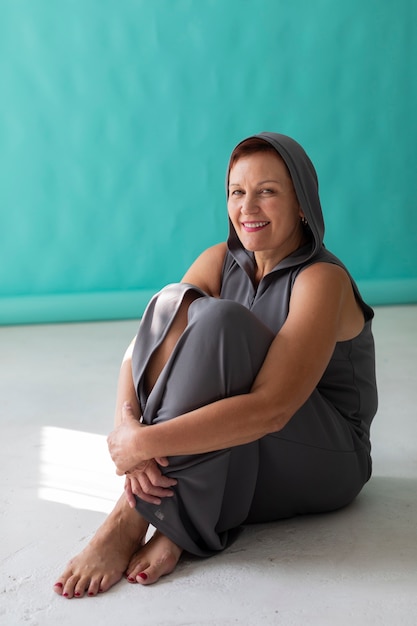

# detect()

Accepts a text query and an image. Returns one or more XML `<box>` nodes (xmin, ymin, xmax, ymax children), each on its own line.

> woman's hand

<box><xmin>108</xmin><ymin>401</ymin><xmax>178</xmax><ymax>506</ymax></box>
<box><xmin>107</xmin><ymin>401</ymin><xmax>147</xmax><ymax>475</ymax></box>
<box><xmin>124</xmin><ymin>457</ymin><xmax>178</xmax><ymax>507</ymax></box>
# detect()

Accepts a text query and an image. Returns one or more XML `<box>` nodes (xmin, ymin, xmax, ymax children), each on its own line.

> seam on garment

<box><xmin>265</xmin><ymin>433</ymin><xmax>367</xmax><ymax>454</ymax></box>
<box><xmin>349</xmin><ymin>340</ymin><xmax>363</xmax><ymax>419</ymax></box>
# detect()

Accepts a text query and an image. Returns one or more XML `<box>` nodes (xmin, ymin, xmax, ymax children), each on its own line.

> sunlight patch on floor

<box><xmin>39</xmin><ymin>426</ymin><xmax>123</xmax><ymax>513</ymax></box>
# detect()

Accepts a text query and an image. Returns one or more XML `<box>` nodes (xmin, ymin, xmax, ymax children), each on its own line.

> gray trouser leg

<box><xmin>131</xmin><ymin>284</ymin><xmax>273</xmax><ymax>556</ymax></box>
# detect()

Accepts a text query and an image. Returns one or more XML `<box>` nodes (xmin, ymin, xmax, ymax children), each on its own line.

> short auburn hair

<box><xmin>228</xmin><ymin>137</ymin><xmax>290</xmax><ymax>178</ymax></box>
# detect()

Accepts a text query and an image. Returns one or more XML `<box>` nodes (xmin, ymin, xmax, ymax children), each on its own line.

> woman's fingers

<box><xmin>125</xmin><ymin>474</ymin><xmax>175</xmax><ymax>505</ymax></box>
<box><xmin>123</xmin><ymin>459</ymin><xmax>178</xmax><ymax>505</ymax></box>
<box><xmin>146</xmin><ymin>461</ymin><xmax>177</xmax><ymax>488</ymax></box>
<box><xmin>137</xmin><ymin>472</ymin><xmax>175</xmax><ymax>498</ymax></box>
<box><xmin>126</xmin><ymin>475</ymin><xmax>161</xmax><ymax>505</ymax></box>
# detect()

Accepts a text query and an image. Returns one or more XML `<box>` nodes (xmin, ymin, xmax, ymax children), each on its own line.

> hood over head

<box><xmin>226</xmin><ymin>132</ymin><xmax>325</xmax><ymax>272</ymax></box>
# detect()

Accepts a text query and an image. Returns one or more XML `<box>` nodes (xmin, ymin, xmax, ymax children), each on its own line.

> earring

<box><xmin>301</xmin><ymin>216</ymin><xmax>308</xmax><ymax>226</ymax></box>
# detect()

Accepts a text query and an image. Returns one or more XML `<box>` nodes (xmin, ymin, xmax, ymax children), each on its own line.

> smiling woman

<box><xmin>227</xmin><ymin>142</ymin><xmax>308</xmax><ymax>278</ymax></box>
<box><xmin>54</xmin><ymin>132</ymin><xmax>377</xmax><ymax>598</ymax></box>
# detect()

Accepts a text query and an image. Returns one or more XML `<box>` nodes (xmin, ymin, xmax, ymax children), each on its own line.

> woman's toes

<box><xmin>126</xmin><ymin>565</ymin><xmax>147</xmax><ymax>583</ymax></box>
<box><xmin>53</xmin><ymin>566</ymin><xmax>74</xmax><ymax>595</ymax></box>
<box><xmin>61</xmin><ymin>575</ymin><xmax>79</xmax><ymax>599</ymax></box>
<box><xmin>135</xmin><ymin>553</ymin><xmax>178</xmax><ymax>586</ymax></box>
<box><xmin>136</xmin><ymin>571</ymin><xmax>150</xmax><ymax>584</ymax></box>
<box><xmin>96</xmin><ymin>574</ymin><xmax>113</xmax><ymax>594</ymax></box>
<box><xmin>135</xmin><ymin>563</ymin><xmax>171</xmax><ymax>585</ymax></box>
<box><xmin>126</xmin><ymin>574</ymin><xmax>138</xmax><ymax>584</ymax></box>
<box><xmin>126</xmin><ymin>557</ymin><xmax>148</xmax><ymax>583</ymax></box>
<box><xmin>53</xmin><ymin>581</ymin><xmax>64</xmax><ymax>595</ymax></box>
<box><xmin>125</xmin><ymin>532</ymin><xmax>182</xmax><ymax>586</ymax></box>
<box><xmin>73</xmin><ymin>577</ymin><xmax>92</xmax><ymax>598</ymax></box>
<box><xmin>85</xmin><ymin>577</ymin><xmax>101</xmax><ymax>597</ymax></box>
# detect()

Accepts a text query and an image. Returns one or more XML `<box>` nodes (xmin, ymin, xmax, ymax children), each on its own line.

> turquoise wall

<box><xmin>1</xmin><ymin>0</ymin><xmax>416</xmax><ymax>324</ymax></box>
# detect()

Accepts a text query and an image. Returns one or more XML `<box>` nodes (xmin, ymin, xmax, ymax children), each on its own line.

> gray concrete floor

<box><xmin>0</xmin><ymin>305</ymin><xmax>416</xmax><ymax>625</ymax></box>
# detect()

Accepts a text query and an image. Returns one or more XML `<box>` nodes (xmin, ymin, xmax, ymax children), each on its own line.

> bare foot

<box><xmin>53</xmin><ymin>496</ymin><xmax>149</xmax><ymax>598</ymax></box>
<box><xmin>125</xmin><ymin>530</ymin><xmax>183</xmax><ymax>585</ymax></box>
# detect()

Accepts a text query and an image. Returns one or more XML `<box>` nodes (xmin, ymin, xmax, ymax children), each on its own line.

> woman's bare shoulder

<box><xmin>181</xmin><ymin>242</ymin><xmax>228</xmax><ymax>297</ymax></box>
<box><xmin>292</xmin><ymin>262</ymin><xmax>365</xmax><ymax>341</ymax></box>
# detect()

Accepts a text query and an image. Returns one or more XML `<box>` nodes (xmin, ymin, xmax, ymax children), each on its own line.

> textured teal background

<box><xmin>1</xmin><ymin>0</ymin><xmax>416</xmax><ymax>324</ymax></box>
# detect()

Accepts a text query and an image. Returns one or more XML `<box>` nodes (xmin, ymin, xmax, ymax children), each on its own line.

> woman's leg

<box><xmin>129</xmin><ymin>285</ymin><xmax>274</xmax><ymax>561</ymax></box>
<box><xmin>53</xmin><ymin>494</ymin><xmax>150</xmax><ymax>598</ymax></box>
<box><xmin>53</xmin><ymin>289</ymin><xmax>204</xmax><ymax>597</ymax></box>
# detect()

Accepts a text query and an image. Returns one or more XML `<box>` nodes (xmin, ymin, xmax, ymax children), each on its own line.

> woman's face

<box><xmin>227</xmin><ymin>151</ymin><xmax>306</xmax><ymax>262</ymax></box>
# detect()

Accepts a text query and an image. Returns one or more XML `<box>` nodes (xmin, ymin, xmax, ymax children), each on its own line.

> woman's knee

<box><xmin>188</xmin><ymin>297</ymin><xmax>274</xmax><ymax>350</ymax></box>
<box><xmin>189</xmin><ymin>297</ymin><xmax>254</xmax><ymax>331</ymax></box>
<box><xmin>152</xmin><ymin>285</ymin><xmax>263</xmax><ymax>340</ymax></box>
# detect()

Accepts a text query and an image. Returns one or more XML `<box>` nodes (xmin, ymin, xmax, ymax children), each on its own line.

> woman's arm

<box><xmin>110</xmin><ymin>263</ymin><xmax>364</xmax><ymax>472</ymax></box>
<box><xmin>181</xmin><ymin>242</ymin><xmax>227</xmax><ymax>296</ymax></box>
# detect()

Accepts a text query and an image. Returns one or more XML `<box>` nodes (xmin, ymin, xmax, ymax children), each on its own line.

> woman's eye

<box><xmin>260</xmin><ymin>188</ymin><xmax>273</xmax><ymax>194</ymax></box>
<box><xmin>231</xmin><ymin>189</ymin><xmax>243</xmax><ymax>196</ymax></box>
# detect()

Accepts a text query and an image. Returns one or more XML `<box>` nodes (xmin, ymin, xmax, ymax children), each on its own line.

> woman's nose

<box><xmin>241</xmin><ymin>194</ymin><xmax>259</xmax><ymax>214</ymax></box>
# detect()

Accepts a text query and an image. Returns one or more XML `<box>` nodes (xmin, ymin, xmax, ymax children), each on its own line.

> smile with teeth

<box><xmin>242</xmin><ymin>221</ymin><xmax>270</xmax><ymax>230</ymax></box>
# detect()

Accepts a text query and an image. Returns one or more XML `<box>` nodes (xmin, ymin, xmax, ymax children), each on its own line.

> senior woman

<box><xmin>54</xmin><ymin>132</ymin><xmax>377</xmax><ymax>598</ymax></box>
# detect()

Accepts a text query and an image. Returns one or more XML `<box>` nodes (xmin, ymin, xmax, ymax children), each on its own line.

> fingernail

<box><xmin>138</xmin><ymin>572</ymin><xmax>148</xmax><ymax>581</ymax></box>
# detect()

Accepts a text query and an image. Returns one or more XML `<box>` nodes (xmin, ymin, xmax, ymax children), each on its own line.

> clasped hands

<box><xmin>107</xmin><ymin>401</ymin><xmax>177</xmax><ymax>508</ymax></box>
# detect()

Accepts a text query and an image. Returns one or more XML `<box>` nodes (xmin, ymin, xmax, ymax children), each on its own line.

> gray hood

<box><xmin>226</xmin><ymin>132</ymin><xmax>325</xmax><ymax>272</ymax></box>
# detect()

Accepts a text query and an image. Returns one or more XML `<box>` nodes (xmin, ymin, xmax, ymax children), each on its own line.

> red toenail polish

<box><xmin>138</xmin><ymin>572</ymin><xmax>148</xmax><ymax>581</ymax></box>
<box><xmin>63</xmin><ymin>593</ymin><xmax>68</xmax><ymax>597</ymax></box>
<box><xmin>127</xmin><ymin>576</ymin><xmax>135</xmax><ymax>582</ymax></box>
<box><xmin>54</xmin><ymin>582</ymin><xmax>63</xmax><ymax>588</ymax></box>
<box><xmin>74</xmin><ymin>592</ymin><xmax>81</xmax><ymax>597</ymax></box>
<box><xmin>88</xmin><ymin>592</ymin><xmax>94</xmax><ymax>596</ymax></box>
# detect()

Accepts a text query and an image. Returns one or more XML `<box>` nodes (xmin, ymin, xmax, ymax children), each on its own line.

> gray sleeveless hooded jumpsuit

<box><xmin>131</xmin><ymin>132</ymin><xmax>378</xmax><ymax>557</ymax></box>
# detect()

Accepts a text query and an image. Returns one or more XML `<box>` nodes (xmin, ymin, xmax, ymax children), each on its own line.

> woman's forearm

<box><xmin>138</xmin><ymin>390</ymin><xmax>283</xmax><ymax>461</ymax></box>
